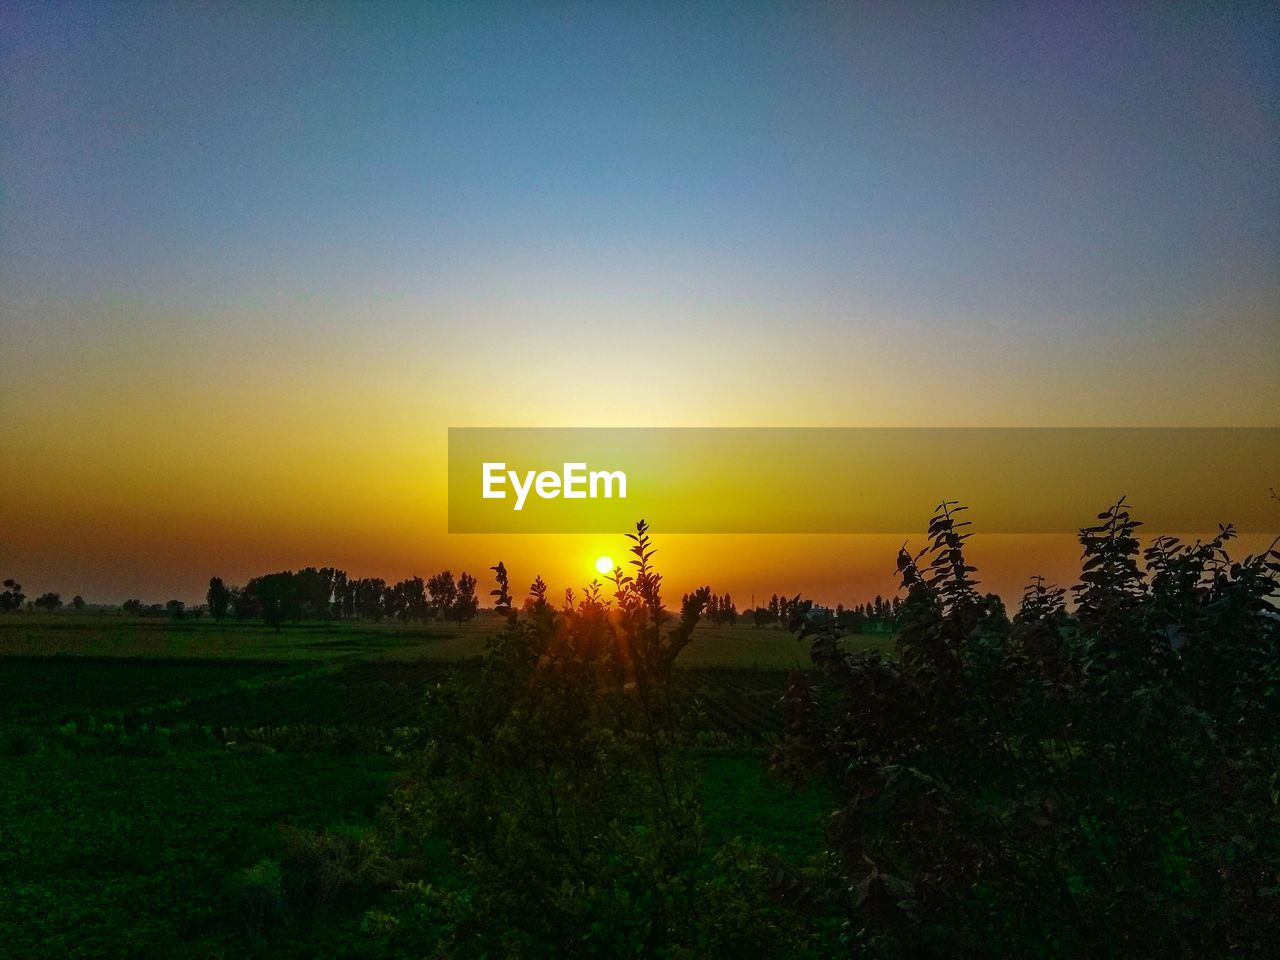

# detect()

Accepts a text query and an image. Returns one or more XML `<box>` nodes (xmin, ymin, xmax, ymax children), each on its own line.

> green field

<box><xmin>0</xmin><ymin>614</ymin><xmax>873</xmax><ymax>958</ymax></box>
<box><xmin>0</xmin><ymin>612</ymin><xmax>889</xmax><ymax>669</ymax></box>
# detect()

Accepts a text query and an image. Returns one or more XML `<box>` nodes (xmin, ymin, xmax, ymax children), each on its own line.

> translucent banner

<box><xmin>447</xmin><ymin>428</ymin><xmax>1280</xmax><ymax>534</ymax></box>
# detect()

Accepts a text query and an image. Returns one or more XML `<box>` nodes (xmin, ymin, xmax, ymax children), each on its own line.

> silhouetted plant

<box><xmin>452</xmin><ymin>572</ymin><xmax>480</xmax><ymax>621</ymax></box>
<box><xmin>489</xmin><ymin>560</ymin><xmax>512</xmax><ymax>616</ymax></box>
<box><xmin>388</xmin><ymin>520</ymin><xmax>828</xmax><ymax>958</ymax></box>
<box><xmin>0</xmin><ymin>578</ymin><xmax>24</xmax><ymax>612</ymax></box>
<box><xmin>425</xmin><ymin>570</ymin><xmax>457</xmax><ymax>620</ymax></box>
<box><xmin>778</xmin><ymin>498</ymin><xmax>1280</xmax><ymax>959</ymax></box>
<box><xmin>237</xmin><ymin>572</ymin><xmax>299</xmax><ymax>631</ymax></box>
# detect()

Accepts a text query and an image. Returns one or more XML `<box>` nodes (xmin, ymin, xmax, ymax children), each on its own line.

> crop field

<box><xmin>0</xmin><ymin>649</ymin><xmax>843</xmax><ymax>743</ymax></box>
<box><xmin>0</xmin><ymin>613</ymin><xmax>863</xmax><ymax>958</ymax></box>
<box><xmin>0</xmin><ymin>613</ymin><xmax>890</xmax><ymax>668</ymax></box>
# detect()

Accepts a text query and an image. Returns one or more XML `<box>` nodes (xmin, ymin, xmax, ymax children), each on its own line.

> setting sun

<box><xmin>594</xmin><ymin>556</ymin><xmax>614</xmax><ymax>575</ymax></box>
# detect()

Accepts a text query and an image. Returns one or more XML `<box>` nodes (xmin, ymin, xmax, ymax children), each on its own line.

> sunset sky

<box><xmin>2</xmin><ymin>3</ymin><xmax>1277</xmax><ymax>605</ymax></box>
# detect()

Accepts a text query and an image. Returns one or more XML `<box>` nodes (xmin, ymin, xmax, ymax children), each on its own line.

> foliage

<box><xmin>0</xmin><ymin>745</ymin><xmax>391</xmax><ymax>959</ymax></box>
<box><xmin>777</xmin><ymin>499</ymin><xmax>1280</xmax><ymax>958</ymax></box>
<box><xmin>9</xmin><ymin>502</ymin><xmax>1277</xmax><ymax>957</ymax></box>
<box><xmin>207</xmin><ymin>576</ymin><xmax>231</xmax><ymax>621</ymax></box>
<box><xmin>0</xmin><ymin>648</ymin><xmax>829</xmax><ymax>957</ymax></box>
<box><xmin>704</xmin><ymin>592</ymin><xmax>738</xmax><ymax>627</ymax></box>
<box><xmin>234</xmin><ymin>825</ymin><xmax>407</xmax><ymax>942</ymax></box>
<box><xmin>388</xmin><ymin>520</ymin><xmax>832</xmax><ymax>958</ymax></box>
<box><xmin>225</xmin><ymin>565</ymin><xmax>484</xmax><ymax>627</ymax></box>
<box><xmin>0</xmin><ymin>578</ymin><xmax>24</xmax><ymax>612</ymax></box>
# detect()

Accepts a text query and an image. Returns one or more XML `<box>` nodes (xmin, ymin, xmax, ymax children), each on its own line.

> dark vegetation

<box><xmin>0</xmin><ymin>578</ymin><xmax>24</xmax><ymax>611</ymax></box>
<box><xmin>1</xmin><ymin>501</ymin><xmax>1277</xmax><ymax>957</ymax></box>
<box><xmin>224</xmin><ymin>568</ymin><xmax>482</xmax><ymax>630</ymax></box>
<box><xmin>778</xmin><ymin>500</ymin><xmax>1280</xmax><ymax>957</ymax></box>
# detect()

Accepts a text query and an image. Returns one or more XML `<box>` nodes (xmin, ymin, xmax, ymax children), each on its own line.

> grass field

<box><xmin>0</xmin><ymin>613</ymin><xmax>886</xmax><ymax>957</ymax></box>
<box><xmin>0</xmin><ymin>613</ymin><xmax>891</xmax><ymax>669</ymax></box>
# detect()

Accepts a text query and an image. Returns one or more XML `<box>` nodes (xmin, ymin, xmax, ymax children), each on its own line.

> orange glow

<box><xmin>1</xmin><ymin>299</ymin><xmax>1276</xmax><ymax>605</ymax></box>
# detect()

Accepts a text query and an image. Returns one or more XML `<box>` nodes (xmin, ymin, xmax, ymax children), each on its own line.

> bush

<box><xmin>776</xmin><ymin>500</ymin><xmax>1280</xmax><ymax>958</ymax></box>
<box><xmin>386</xmin><ymin>521</ymin><xmax>837</xmax><ymax>958</ymax></box>
<box><xmin>233</xmin><ymin>826</ymin><xmax>401</xmax><ymax>941</ymax></box>
<box><xmin>235</xmin><ymin>858</ymin><xmax>288</xmax><ymax>939</ymax></box>
<box><xmin>279</xmin><ymin>824</ymin><xmax>401</xmax><ymax>920</ymax></box>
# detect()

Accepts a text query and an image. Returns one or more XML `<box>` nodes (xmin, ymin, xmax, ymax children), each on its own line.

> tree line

<box><xmin>740</xmin><ymin>592</ymin><xmax>903</xmax><ymax>631</ymax></box>
<box><xmin>203</xmin><ymin>567</ymin><xmax>481</xmax><ymax>630</ymax></box>
<box><xmin>1</xmin><ymin>581</ymin><xmax>87</xmax><ymax>613</ymax></box>
<box><xmin>2</xmin><ymin>571</ymin><xmax>904</xmax><ymax>637</ymax></box>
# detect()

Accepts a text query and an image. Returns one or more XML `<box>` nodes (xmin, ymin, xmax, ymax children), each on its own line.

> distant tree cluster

<box><xmin>0</xmin><ymin>584</ymin><xmax>92</xmax><ymax>613</ymax></box>
<box><xmin>199</xmin><ymin>566</ymin><xmax>482</xmax><ymax>630</ymax></box>
<box><xmin>121</xmin><ymin>598</ymin><xmax>198</xmax><ymax>620</ymax></box>
<box><xmin>1</xmin><ymin>579</ymin><xmax>25</xmax><ymax>612</ymax></box>
<box><xmin>833</xmin><ymin>595</ymin><xmax>902</xmax><ymax>633</ymax></box>
<box><xmin>742</xmin><ymin>593</ymin><xmax>902</xmax><ymax>632</ymax></box>
<box><xmin>703</xmin><ymin>591</ymin><xmax>737</xmax><ymax>626</ymax></box>
<box><xmin>33</xmin><ymin>592</ymin><xmax>62</xmax><ymax>611</ymax></box>
<box><xmin>747</xmin><ymin>593</ymin><xmax>803</xmax><ymax>628</ymax></box>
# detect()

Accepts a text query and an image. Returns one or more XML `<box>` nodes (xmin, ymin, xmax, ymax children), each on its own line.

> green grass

<box><xmin>700</xmin><ymin>754</ymin><xmax>831</xmax><ymax>861</ymax></box>
<box><xmin>0</xmin><ymin>613</ymin><xmax>500</xmax><ymax>661</ymax></box>
<box><xmin>0</xmin><ymin>613</ymin><xmax>892</xmax><ymax>668</ymax></box>
<box><xmin>0</xmin><ymin>613</ymin><xmax>876</xmax><ymax>956</ymax></box>
<box><xmin>0</xmin><ymin>657</ymin><xmax>293</xmax><ymax>723</ymax></box>
<box><xmin>0</xmin><ymin>747</ymin><xmax>391</xmax><ymax>960</ymax></box>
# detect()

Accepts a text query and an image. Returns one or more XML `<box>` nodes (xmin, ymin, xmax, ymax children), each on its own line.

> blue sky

<box><xmin>4</xmin><ymin>2</ymin><xmax>1276</xmax><ymax>327</ymax></box>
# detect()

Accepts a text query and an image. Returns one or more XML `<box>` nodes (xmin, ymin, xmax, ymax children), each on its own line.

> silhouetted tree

<box><xmin>1</xmin><ymin>579</ymin><xmax>25</xmax><ymax>612</ymax></box>
<box><xmin>294</xmin><ymin>566</ymin><xmax>339</xmax><ymax>619</ymax></box>
<box><xmin>239</xmin><ymin>572</ymin><xmax>300</xmax><ymax>631</ymax></box>
<box><xmin>390</xmin><ymin>576</ymin><xmax>428</xmax><ymax>622</ymax></box>
<box><xmin>332</xmin><ymin>569</ymin><xmax>351</xmax><ymax>617</ymax></box>
<box><xmin>427</xmin><ymin>570</ymin><xmax>457</xmax><ymax>619</ymax></box>
<box><xmin>351</xmin><ymin>577</ymin><xmax>386</xmax><ymax>620</ymax></box>
<box><xmin>206</xmin><ymin>577</ymin><xmax>231</xmax><ymax>621</ymax></box>
<box><xmin>452</xmin><ymin>572</ymin><xmax>479</xmax><ymax>621</ymax></box>
<box><xmin>33</xmin><ymin>592</ymin><xmax>62</xmax><ymax>611</ymax></box>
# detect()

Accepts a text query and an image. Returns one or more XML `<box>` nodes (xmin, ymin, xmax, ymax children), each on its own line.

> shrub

<box><xmin>235</xmin><ymin>858</ymin><xmax>288</xmax><ymax>939</ymax></box>
<box><xmin>387</xmin><ymin>521</ymin><xmax>835</xmax><ymax>958</ymax></box>
<box><xmin>777</xmin><ymin>499</ymin><xmax>1280</xmax><ymax>958</ymax></box>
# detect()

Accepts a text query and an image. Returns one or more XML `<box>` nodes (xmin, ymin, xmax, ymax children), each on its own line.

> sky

<box><xmin>2</xmin><ymin>2</ymin><xmax>1277</xmax><ymax>605</ymax></box>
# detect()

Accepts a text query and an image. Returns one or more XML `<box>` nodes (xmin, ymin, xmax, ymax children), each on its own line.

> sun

<box><xmin>594</xmin><ymin>555</ymin><xmax>614</xmax><ymax>575</ymax></box>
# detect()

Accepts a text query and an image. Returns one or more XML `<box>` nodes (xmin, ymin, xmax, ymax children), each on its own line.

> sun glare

<box><xmin>594</xmin><ymin>555</ymin><xmax>614</xmax><ymax>575</ymax></box>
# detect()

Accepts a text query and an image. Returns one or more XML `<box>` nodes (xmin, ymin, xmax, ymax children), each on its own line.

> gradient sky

<box><xmin>2</xmin><ymin>2</ymin><xmax>1277</xmax><ymax>604</ymax></box>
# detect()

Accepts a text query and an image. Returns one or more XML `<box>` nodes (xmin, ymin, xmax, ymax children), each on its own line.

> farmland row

<box><xmin>0</xmin><ymin>657</ymin><xmax>797</xmax><ymax>740</ymax></box>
